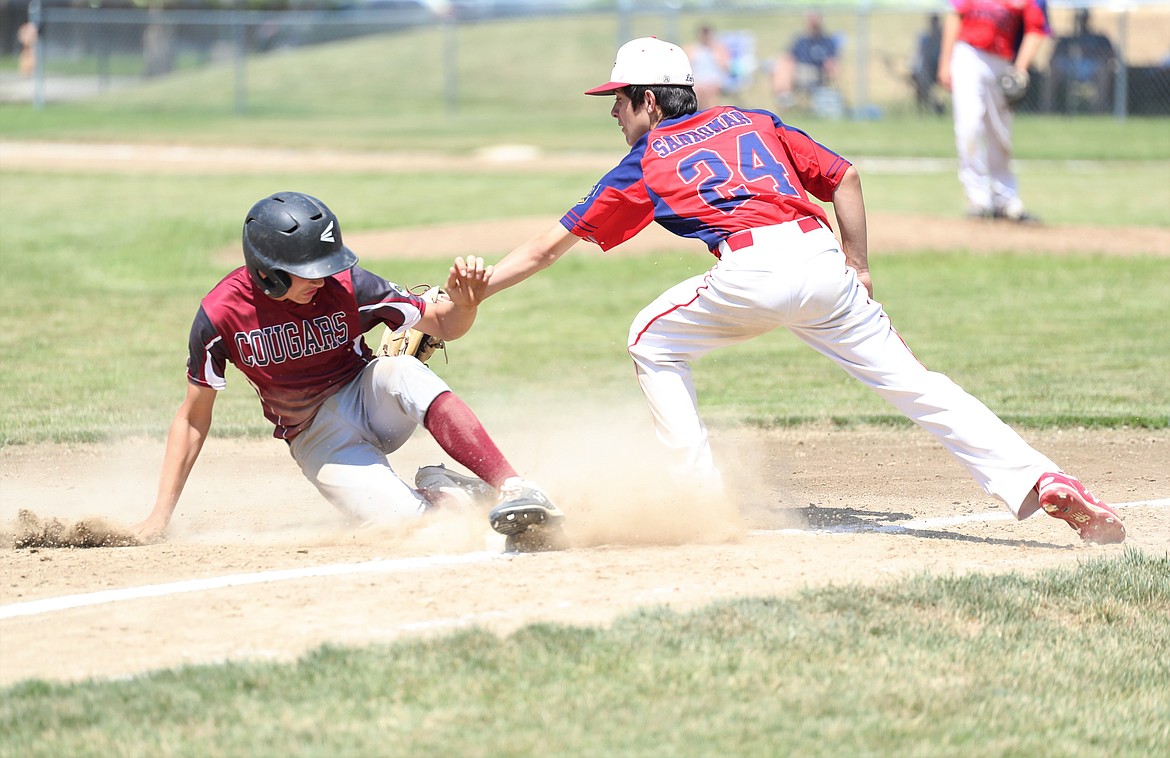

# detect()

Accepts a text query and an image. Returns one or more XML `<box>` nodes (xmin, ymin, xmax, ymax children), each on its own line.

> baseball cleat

<box><xmin>995</xmin><ymin>202</ymin><xmax>1042</xmax><ymax>225</ymax></box>
<box><xmin>414</xmin><ymin>464</ymin><xmax>496</xmax><ymax>510</ymax></box>
<box><xmin>489</xmin><ymin>480</ymin><xmax>566</xmax><ymax>538</ymax></box>
<box><xmin>1037</xmin><ymin>472</ymin><xmax>1125</xmax><ymax>545</ymax></box>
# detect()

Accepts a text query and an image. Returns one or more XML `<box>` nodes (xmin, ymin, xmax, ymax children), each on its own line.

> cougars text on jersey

<box><xmin>187</xmin><ymin>266</ymin><xmax>428</xmax><ymax>439</ymax></box>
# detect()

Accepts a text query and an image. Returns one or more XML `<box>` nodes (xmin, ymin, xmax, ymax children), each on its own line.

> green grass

<box><xmin>1</xmin><ymin>166</ymin><xmax>1167</xmax><ymax>445</ymax></box>
<box><xmin>855</xmin><ymin>161</ymin><xmax>1170</xmax><ymax>225</ymax></box>
<box><xmin>2</xmin><ymin>550</ymin><xmax>1167</xmax><ymax>757</ymax></box>
<box><xmin>465</xmin><ymin>251</ymin><xmax>1170</xmax><ymax>431</ymax></box>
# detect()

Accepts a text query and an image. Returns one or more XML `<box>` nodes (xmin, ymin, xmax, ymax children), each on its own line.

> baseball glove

<box><xmin>376</xmin><ymin>285</ymin><xmax>446</xmax><ymax>365</ymax></box>
<box><xmin>998</xmin><ymin>69</ymin><xmax>1030</xmax><ymax>106</ymax></box>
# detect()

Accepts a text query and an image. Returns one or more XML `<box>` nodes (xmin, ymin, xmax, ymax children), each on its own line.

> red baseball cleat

<box><xmin>1037</xmin><ymin>473</ymin><xmax>1126</xmax><ymax>545</ymax></box>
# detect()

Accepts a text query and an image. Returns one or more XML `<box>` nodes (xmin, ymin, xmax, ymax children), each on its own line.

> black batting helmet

<box><xmin>242</xmin><ymin>192</ymin><xmax>358</xmax><ymax>298</ymax></box>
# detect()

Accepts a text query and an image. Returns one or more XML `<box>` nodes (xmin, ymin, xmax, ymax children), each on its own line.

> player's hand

<box><xmin>937</xmin><ymin>63</ymin><xmax>952</xmax><ymax>91</ymax></box>
<box><xmin>131</xmin><ymin>514</ymin><xmax>168</xmax><ymax>545</ymax></box>
<box><xmin>856</xmin><ymin>269</ymin><xmax>874</xmax><ymax>300</ymax></box>
<box><xmin>444</xmin><ymin>256</ymin><xmax>492</xmax><ymax>309</ymax></box>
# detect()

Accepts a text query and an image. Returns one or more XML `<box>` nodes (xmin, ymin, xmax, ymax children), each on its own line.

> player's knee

<box><xmin>628</xmin><ymin>339</ymin><xmax>690</xmax><ymax>378</ymax></box>
<box><xmin>373</xmin><ymin>354</ymin><xmax>448</xmax><ymax>395</ymax></box>
<box><xmin>626</xmin><ymin>337</ymin><xmax>654</xmax><ymax>367</ymax></box>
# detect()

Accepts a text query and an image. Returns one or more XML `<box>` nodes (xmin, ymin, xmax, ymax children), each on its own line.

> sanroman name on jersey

<box><xmin>234</xmin><ymin>311</ymin><xmax>349</xmax><ymax>367</ymax></box>
<box><xmin>649</xmin><ymin>110</ymin><xmax>751</xmax><ymax>158</ymax></box>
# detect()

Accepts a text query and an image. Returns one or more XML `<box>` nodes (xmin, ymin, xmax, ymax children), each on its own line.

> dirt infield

<box><xmin>1</xmin><ymin>143</ymin><xmax>1168</xmax><ymax>687</ymax></box>
<box><xmin>2</xmin><ymin>424</ymin><xmax>1168</xmax><ymax>686</ymax></box>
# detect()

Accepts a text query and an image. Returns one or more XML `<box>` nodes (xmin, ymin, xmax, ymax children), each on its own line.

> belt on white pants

<box><xmin>717</xmin><ymin>216</ymin><xmax>828</xmax><ymax>256</ymax></box>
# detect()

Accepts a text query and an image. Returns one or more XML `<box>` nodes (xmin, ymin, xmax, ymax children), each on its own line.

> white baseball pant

<box><xmin>949</xmin><ymin>40</ymin><xmax>1025</xmax><ymax>216</ymax></box>
<box><xmin>289</xmin><ymin>356</ymin><xmax>450</xmax><ymax>524</ymax></box>
<box><xmin>627</xmin><ymin>218</ymin><xmax>1055</xmax><ymax>518</ymax></box>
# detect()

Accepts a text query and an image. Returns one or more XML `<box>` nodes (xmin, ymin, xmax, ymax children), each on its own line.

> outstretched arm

<box><xmin>133</xmin><ymin>382</ymin><xmax>217</xmax><ymax>543</ymax></box>
<box><xmin>484</xmin><ymin>223</ymin><xmax>580</xmax><ymax>298</ymax></box>
<box><xmin>416</xmin><ymin>255</ymin><xmax>490</xmax><ymax>341</ymax></box>
<box><xmin>832</xmin><ymin>165</ymin><xmax>872</xmax><ymax>299</ymax></box>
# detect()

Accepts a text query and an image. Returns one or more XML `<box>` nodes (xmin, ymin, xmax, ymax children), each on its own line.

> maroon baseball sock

<box><xmin>423</xmin><ymin>391</ymin><xmax>517</xmax><ymax>488</ymax></box>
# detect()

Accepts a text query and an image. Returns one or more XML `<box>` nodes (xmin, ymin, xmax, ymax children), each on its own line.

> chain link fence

<box><xmin>4</xmin><ymin>0</ymin><xmax>1169</xmax><ymax>118</ymax></box>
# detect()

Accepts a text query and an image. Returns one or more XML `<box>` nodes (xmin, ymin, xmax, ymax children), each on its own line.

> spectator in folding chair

<box><xmin>1046</xmin><ymin>8</ymin><xmax>1117</xmax><ymax>113</ymax></box>
<box><xmin>687</xmin><ymin>24</ymin><xmax>732</xmax><ymax>110</ymax></box>
<box><xmin>772</xmin><ymin>11</ymin><xmax>841</xmax><ymax>114</ymax></box>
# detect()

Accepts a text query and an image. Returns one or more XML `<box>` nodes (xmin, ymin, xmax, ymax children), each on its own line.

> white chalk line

<box><xmin>0</xmin><ymin>551</ymin><xmax>504</xmax><ymax>621</ymax></box>
<box><xmin>4</xmin><ymin>498</ymin><xmax>1166</xmax><ymax>622</ymax></box>
<box><xmin>750</xmin><ymin>497</ymin><xmax>1170</xmax><ymax>537</ymax></box>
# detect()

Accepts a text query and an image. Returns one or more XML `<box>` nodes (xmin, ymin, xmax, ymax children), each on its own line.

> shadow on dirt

<box><xmin>784</xmin><ymin>504</ymin><xmax>1072</xmax><ymax>550</ymax></box>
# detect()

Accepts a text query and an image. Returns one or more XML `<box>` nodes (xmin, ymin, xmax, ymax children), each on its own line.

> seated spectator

<box><xmin>687</xmin><ymin>24</ymin><xmax>733</xmax><ymax>110</ymax></box>
<box><xmin>772</xmin><ymin>11</ymin><xmax>840</xmax><ymax>111</ymax></box>
<box><xmin>719</xmin><ymin>29</ymin><xmax>759</xmax><ymax>98</ymax></box>
<box><xmin>1046</xmin><ymin>8</ymin><xmax>1118</xmax><ymax>113</ymax></box>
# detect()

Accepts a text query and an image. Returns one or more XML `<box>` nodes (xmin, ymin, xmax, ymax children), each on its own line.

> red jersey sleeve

<box><xmin>776</xmin><ymin>121</ymin><xmax>851</xmax><ymax>203</ymax></box>
<box><xmin>560</xmin><ymin>150</ymin><xmax>656</xmax><ymax>251</ymax></box>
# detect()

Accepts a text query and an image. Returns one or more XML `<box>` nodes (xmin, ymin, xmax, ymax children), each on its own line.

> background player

<box><xmin>937</xmin><ymin>0</ymin><xmax>1049</xmax><ymax>222</ymax></box>
<box><xmin>478</xmin><ymin>37</ymin><xmax>1123</xmax><ymax>545</ymax></box>
<box><xmin>132</xmin><ymin>191</ymin><xmax>563</xmax><ymax>546</ymax></box>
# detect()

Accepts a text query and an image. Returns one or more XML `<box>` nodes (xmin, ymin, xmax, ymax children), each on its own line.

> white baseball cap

<box><xmin>584</xmin><ymin>37</ymin><xmax>694</xmax><ymax>96</ymax></box>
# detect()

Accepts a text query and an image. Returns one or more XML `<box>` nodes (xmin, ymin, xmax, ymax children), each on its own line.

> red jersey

<box><xmin>188</xmin><ymin>266</ymin><xmax>427</xmax><ymax>439</ymax></box>
<box><xmin>561</xmin><ymin>106</ymin><xmax>851</xmax><ymax>254</ymax></box>
<box><xmin>953</xmin><ymin>0</ymin><xmax>1050</xmax><ymax>61</ymax></box>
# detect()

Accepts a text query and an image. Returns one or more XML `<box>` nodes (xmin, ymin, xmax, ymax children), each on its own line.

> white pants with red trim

<box><xmin>289</xmin><ymin>356</ymin><xmax>450</xmax><ymax>525</ymax></box>
<box><xmin>626</xmin><ymin>220</ymin><xmax>1054</xmax><ymax>517</ymax></box>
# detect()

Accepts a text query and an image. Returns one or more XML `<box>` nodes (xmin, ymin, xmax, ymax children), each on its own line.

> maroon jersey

<box><xmin>187</xmin><ymin>266</ymin><xmax>427</xmax><ymax>439</ymax></box>
<box><xmin>561</xmin><ymin>106</ymin><xmax>851</xmax><ymax>254</ymax></box>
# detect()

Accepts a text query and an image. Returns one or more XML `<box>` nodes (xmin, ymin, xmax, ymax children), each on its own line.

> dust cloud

<box><xmin>1</xmin><ymin>399</ymin><xmax>805</xmax><ymax>553</ymax></box>
<box><xmin>478</xmin><ymin>400</ymin><xmax>804</xmax><ymax>548</ymax></box>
